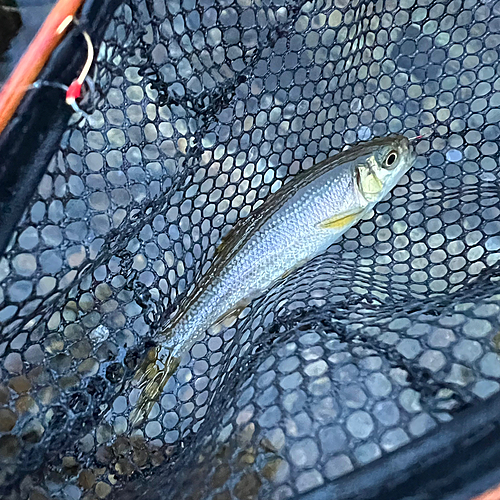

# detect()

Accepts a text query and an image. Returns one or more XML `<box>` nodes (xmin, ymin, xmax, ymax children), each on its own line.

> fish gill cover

<box><xmin>1</xmin><ymin>0</ymin><xmax>500</xmax><ymax>499</ymax></box>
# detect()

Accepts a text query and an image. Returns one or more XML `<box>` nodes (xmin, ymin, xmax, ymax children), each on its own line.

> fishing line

<box><xmin>27</xmin><ymin>15</ymin><xmax>96</xmax><ymax>118</ymax></box>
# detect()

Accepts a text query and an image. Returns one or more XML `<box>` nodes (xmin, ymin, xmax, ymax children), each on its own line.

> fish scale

<box><xmin>175</xmin><ymin>167</ymin><xmax>360</xmax><ymax>347</ymax></box>
<box><xmin>129</xmin><ymin>134</ymin><xmax>416</xmax><ymax>426</ymax></box>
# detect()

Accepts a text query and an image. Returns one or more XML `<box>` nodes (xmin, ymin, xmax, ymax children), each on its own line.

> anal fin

<box><xmin>279</xmin><ymin>258</ymin><xmax>310</xmax><ymax>281</ymax></box>
<box><xmin>212</xmin><ymin>297</ymin><xmax>252</xmax><ymax>330</ymax></box>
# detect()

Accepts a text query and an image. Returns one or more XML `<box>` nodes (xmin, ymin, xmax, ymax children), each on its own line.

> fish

<box><xmin>128</xmin><ymin>134</ymin><xmax>417</xmax><ymax>426</ymax></box>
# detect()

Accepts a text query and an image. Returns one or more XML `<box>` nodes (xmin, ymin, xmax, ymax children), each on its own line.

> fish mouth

<box><xmin>399</xmin><ymin>136</ymin><xmax>417</xmax><ymax>171</ymax></box>
<box><xmin>408</xmin><ymin>144</ymin><xmax>418</xmax><ymax>169</ymax></box>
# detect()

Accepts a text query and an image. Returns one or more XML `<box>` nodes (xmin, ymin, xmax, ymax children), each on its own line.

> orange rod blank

<box><xmin>0</xmin><ymin>0</ymin><xmax>86</xmax><ymax>136</ymax></box>
<box><xmin>473</xmin><ymin>484</ymin><xmax>500</xmax><ymax>500</ymax></box>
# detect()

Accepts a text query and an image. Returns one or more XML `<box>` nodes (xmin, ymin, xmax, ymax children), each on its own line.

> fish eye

<box><xmin>385</xmin><ymin>150</ymin><xmax>398</xmax><ymax>169</ymax></box>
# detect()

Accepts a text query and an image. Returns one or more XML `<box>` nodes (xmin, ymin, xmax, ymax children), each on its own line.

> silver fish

<box><xmin>129</xmin><ymin>134</ymin><xmax>416</xmax><ymax>425</ymax></box>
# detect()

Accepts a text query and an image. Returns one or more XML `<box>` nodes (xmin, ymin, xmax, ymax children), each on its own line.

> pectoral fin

<box><xmin>318</xmin><ymin>209</ymin><xmax>364</xmax><ymax>230</ymax></box>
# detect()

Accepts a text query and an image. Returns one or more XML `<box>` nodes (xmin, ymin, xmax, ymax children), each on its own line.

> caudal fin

<box><xmin>129</xmin><ymin>345</ymin><xmax>180</xmax><ymax>427</ymax></box>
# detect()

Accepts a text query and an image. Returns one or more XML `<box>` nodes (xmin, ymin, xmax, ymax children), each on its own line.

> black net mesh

<box><xmin>2</xmin><ymin>0</ymin><xmax>500</xmax><ymax>498</ymax></box>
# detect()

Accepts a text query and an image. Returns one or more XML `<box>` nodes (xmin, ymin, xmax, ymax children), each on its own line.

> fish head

<box><xmin>355</xmin><ymin>135</ymin><xmax>416</xmax><ymax>203</ymax></box>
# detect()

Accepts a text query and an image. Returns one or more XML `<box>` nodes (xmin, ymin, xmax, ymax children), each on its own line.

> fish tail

<box><xmin>129</xmin><ymin>345</ymin><xmax>180</xmax><ymax>427</ymax></box>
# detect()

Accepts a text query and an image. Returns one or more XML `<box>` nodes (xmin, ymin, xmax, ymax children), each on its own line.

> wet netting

<box><xmin>2</xmin><ymin>0</ymin><xmax>500</xmax><ymax>498</ymax></box>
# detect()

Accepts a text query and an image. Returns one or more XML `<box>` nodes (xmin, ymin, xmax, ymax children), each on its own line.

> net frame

<box><xmin>2</xmin><ymin>0</ymin><xmax>500</xmax><ymax>499</ymax></box>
